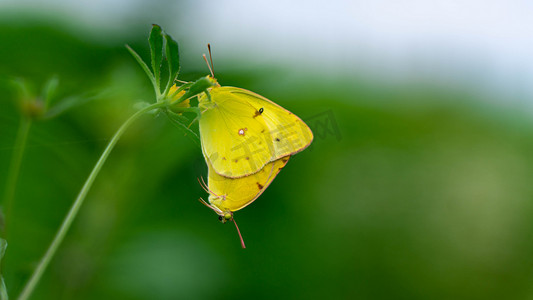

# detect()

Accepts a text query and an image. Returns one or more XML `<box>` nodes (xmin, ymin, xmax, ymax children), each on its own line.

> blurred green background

<box><xmin>2</xmin><ymin>1</ymin><xmax>533</xmax><ymax>299</ymax></box>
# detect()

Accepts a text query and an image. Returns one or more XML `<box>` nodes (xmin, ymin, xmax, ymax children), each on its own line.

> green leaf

<box><xmin>0</xmin><ymin>239</ymin><xmax>8</xmax><ymax>300</ymax></box>
<box><xmin>165</xmin><ymin>111</ymin><xmax>200</xmax><ymax>147</ymax></box>
<box><xmin>149</xmin><ymin>24</ymin><xmax>163</xmax><ymax>90</ymax></box>
<box><xmin>41</xmin><ymin>75</ymin><xmax>59</xmax><ymax>110</ymax></box>
<box><xmin>133</xmin><ymin>101</ymin><xmax>151</xmax><ymax>111</ymax></box>
<box><xmin>176</xmin><ymin>76</ymin><xmax>216</xmax><ymax>103</ymax></box>
<box><xmin>0</xmin><ymin>276</ymin><xmax>7</xmax><ymax>300</ymax></box>
<box><xmin>43</xmin><ymin>95</ymin><xmax>87</xmax><ymax>119</ymax></box>
<box><xmin>43</xmin><ymin>91</ymin><xmax>102</xmax><ymax>119</ymax></box>
<box><xmin>163</xmin><ymin>33</ymin><xmax>180</xmax><ymax>95</ymax></box>
<box><xmin>125</xmin><ymin>44</ymin><xmax>158</xmax><ymax>95</ymax></box>
<box><xmin>9</xmin><ymin>77</ymin><xmax>31</xmax><ymax>100</ymax></box>
<box><xmin>8</xmin><ymin>77</ymin><xmax>44</xmax><ymax>119</ymax></box>
<box><xmin>133</xmin><ymin>101</ymin><xmax>159</xmax><ymax>116</ymax></box>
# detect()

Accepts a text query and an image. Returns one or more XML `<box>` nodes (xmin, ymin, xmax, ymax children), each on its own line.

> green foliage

<box><xmin>10</xmin><ymin>25</ymin><xmax>217</xmax><ymax>300</ymax></box>
<box><xmin>165</xmin><ymin>110</ymin><xmax>201</xmax><ymax>146</ymax></box>
<box><xmin>127</xmin><ymin>25</ymin><xmax>211</xmax><ymax>110</ymax></box>
<box><xmin>125</xmin><ymin>44</ymin><xmax>158</xmax><ymax>95</ymax></box>
<box><xmin>164</xmin><ymin>33</ymin><xmax>180</xmax><ymax>94</ymax></box>
<box><xmin>0</xmin><ymin>239</ymin><xmax>7</xmax><ymax>300</ymax></box>
<box><xmin>175</xmin><ymin>76</ymin><xmax>215</xmax><ymax>104</ymax></box>
<box><xmin>41</xmin><ymin>76</ymin><xmax>59</xmax><ymax>111</ymax></box>
<box><xmin>148</xmin><ymin>24</ymin><xmax>164</xmax><ymax>89</ymax></box>
<box><xmin>7</xmin><ymin>77</ymin><xmax>98</xmax><ymax>121</ymax></box>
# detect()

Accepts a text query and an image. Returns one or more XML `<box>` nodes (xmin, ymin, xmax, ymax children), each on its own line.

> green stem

<box><xmin>17</xmin><ymin>102</ymin><xmax>165</xmax><ymax>300</ymax></box>
<box><xmin>3</xmin><ymin>117</ymin><xmax>32</xmax><ymax>238</ymax></box>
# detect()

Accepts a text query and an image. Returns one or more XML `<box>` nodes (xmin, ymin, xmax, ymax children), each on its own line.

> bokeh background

<box><xmin>1</xmin><ymin>0</ymin><xmax>533</xmax><ymax>299</ymax></box>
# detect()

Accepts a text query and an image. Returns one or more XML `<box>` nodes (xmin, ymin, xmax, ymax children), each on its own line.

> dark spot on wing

<box><xmin>261</xmin><ymin>129</ymin><xmax>265</xmax><ymax>133</ymax></box>
<box><xmin>275</xmin><ymin>138</ymin><xmax>280</xmax><ymax>142</ymax></box>
<box><xmin>234</xmin><ymin>159</ymin><xmax>238</xmax><ymax>163</ymax></box>
<box><xmin>222</xmin><ymin>157</ymin><xmax>226</xmax><ymax>160</ymax></box>
<box><xmin>246</xmin><ymin>157</ymin><xmax>250</xmax><ymax>160</ymax></box>
<box><xmin>253</xmin><ymin>108</ymin><xmax>264</xmax><ymax>118</ymax></box>
<box><xmin>281</xmin><ymin>158</ymin><xmax>288</xmax><ymax>163</ymax></box>
<box><xmin>256</xmin><ymin>182</ymin><xmax>264</xmax><ymax>190</ymax></box>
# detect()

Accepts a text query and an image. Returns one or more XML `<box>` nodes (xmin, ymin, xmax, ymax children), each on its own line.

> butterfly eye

<box><xmin>218</xmin><ymin>215</ymin><xmax>224</xmax><ymax>221</ymax></box>
<box><xmin>259</xmin><ymin>107</ymin><xmax>264</xmax><ymax>114</ymax></box>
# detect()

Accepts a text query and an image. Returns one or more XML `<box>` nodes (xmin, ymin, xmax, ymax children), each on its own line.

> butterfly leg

<box><xmin>164</xmin><ymin>110</ymin><xmax>200</xmax><ymax>143</ymax></box>
<box><xmin>180</xmin><ymin>107</ymin><xmax>202</xmax><ymax>128</ymax></box>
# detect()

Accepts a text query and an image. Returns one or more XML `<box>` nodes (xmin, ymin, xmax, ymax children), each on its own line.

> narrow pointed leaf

<box><xmin>0</xmin><ymin>239</ymin><xmax>8</xmax><ymax>300</ymax></box>
<box><xmin>9</xmin><ymin>77</ymin><xmax>30</xmax><ymax>100</ymax></box>
<box><xmin>149</xmin><ymin>24</ymin><xmax>163</xmax><ymax>90</ymax></box>
<box><xmin>164</xmin><ymin>33</ymin><xmax>180</xmax><ymax>93</ymax></box>
<box><xmin>125</xmin><ymin>45</ymin><xmax>157</xmax><ymax>93</ymax></box>
<box><xmin>166</xmin><ymin>111</ymin><xmax>200</xmax><ymax>146</ymax></box>
<box><xmin>0</xmin><ymin>277</ymin><xmax>6</xmax><ymax>300</ymax></box>
<box><xmin>43</xmin><ymin>91</ymin><xmax>103</xmax><ymax>119</ymax></box>
<box><xmin>42</xmin><ymin>75</ymin><xmax>59</xmax><ymax>110</ymax></box>
<box><xmin>177</xmin><ymin>76</ymin><xmax>216</xmax><ymax>103</ymax></box>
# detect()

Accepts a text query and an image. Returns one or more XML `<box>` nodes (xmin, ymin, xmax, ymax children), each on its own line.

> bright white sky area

<box><xmin>2</xmin><ymin>0</ymin><xmax>533</xmax><ymax>102</ymax></box>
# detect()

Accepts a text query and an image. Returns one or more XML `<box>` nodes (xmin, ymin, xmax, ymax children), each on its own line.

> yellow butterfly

<box><xmin>195</xmin><ymin>46</ymin><xmax>312</xmax><ymax>247</ymax></box>
<box><xmin>198</xmin><ymin>78</ymin><xmax>313</xmax><ymax>178</ymax></box>
<box><xmin>199</xmin><ymin>156</ymin><xmax>290</xmax><ymax>248</ymax></box>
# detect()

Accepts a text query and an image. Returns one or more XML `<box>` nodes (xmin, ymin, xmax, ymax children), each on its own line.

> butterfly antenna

<box><xmin>199</xmin><ymin>175</ymin><xmax>221</xmax><ymax>198</ymax></box>
<box><xmin>199</xmin><ymin>197</ymin><xmax>226</xmax><ymax>217</ymax></box>
<box><xmin>232</xmin><ymin>217</ymin><xmax>246</xmax><ymax>248</ymax></box>
<box><xmin>197</xmin><ymin>177</ymin><xmax>209</xmax><ymax>193</ymax></box>
<box><xmin>198</xmin><ymin>197</ymin><xmax>213</xmax><ymax>209</ymax></box>
<box><xmin>187</xmin><ymin>119</ymin><xmax>196</xmax><ymax>129</ymax></box>
<box><xmin>203</xmin><ymin>53</ymin><xmax>215</xmax><ymax>78</ymax></box>
<box><xmin>200</xmin><ymin>175</ymin><xmax>208</xmax><ymax>190</ymax></box>
<box><xmin>207</xmin><ymin>44</ymin><xmax>215</xmax><ymax>75</ymax></box>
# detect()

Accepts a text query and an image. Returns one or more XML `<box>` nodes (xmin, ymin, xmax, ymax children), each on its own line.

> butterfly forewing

<box><xmin>199</xmin><ymin>88</ymin><xmax>274</xmax><ymax>178</ymax></box>
<box><xmin>199</xmin><ymin>86</ymin><xmax>313</xmax><ymax>178</ymax></box>
<box><xmin>228</xmin><ymin>88</ymin><xmax>314</xmax><ymax>160</ymax></box>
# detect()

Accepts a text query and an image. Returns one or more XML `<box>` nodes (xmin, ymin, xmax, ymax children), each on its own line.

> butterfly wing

<box><xmin>199</xmin><ymin>87</ymin><xmax>274</xmax><ymax>178</ymax></box>
<box><xmin>199</xmin><ymin>86</ymin><xmax>313</xmax><ymax>178</ymax></box>
<box><xmin>226</xmin><ymin>87</ymin><xmax>314</xmax><ymax>160</ymax></box>
<box><xmin>207</xmin><ymin>156</ymin><xmax>290</xmax><ymax>212</ymax></box>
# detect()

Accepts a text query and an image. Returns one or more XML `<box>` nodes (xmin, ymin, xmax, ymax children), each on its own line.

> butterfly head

<box><xmin>217</xmin><ymin>211</ymin><xmax>233</xmax><ymax>224</ymax></box>
<box><xmin>206</xmin><ymin>75</ymin><xmax>220</xmax><ymax>88</ymax></box>
<box><xmin>209</xmin><ymin>201</ymin><xmax>233</xmax><ymax>224</ymax></box>
<box><xmin>198</xmin><ymin>197</ymin><xmax>246</xmax><ymax>248</ymax></box>
<box><xmin>199</xmin><ymin>197</ymin><xmax>232</xmax><ymax>222</ymax></box>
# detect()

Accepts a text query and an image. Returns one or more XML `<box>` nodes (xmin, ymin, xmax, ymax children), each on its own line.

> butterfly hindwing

<box><xmin>207</xmin><ymin>156</ymin><xmax>290</xmax><ymax>212</ymax></box>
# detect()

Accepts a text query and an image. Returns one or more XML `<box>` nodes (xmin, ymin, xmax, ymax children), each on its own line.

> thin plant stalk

<box><xmin>3</xmin><ymin>117</ymin><xmax>32</xmax><ymax>238</ymax></box>
<box><xmin>17</xmin><ymin>102</ymin><xmax>165</xmax><ymax>300</ymax></box>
